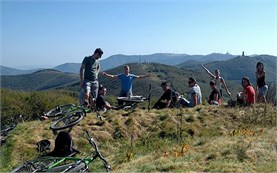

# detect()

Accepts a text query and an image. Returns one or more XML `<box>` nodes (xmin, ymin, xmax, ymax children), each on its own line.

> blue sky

<box><xmin>1</xmin><ymin>0</ymin><xmax>276</xmax><ymax>69</ymax></box>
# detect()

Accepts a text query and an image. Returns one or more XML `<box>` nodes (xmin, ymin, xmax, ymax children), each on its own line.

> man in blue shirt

<box><xmin>102</xmin><ymin>65</ymin><xmax>150</xmax><ymax>104</ymax></box>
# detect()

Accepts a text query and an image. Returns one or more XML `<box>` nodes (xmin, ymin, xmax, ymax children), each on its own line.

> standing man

<box><xmin>102</xmin><ymin>65</ymin><xmax>150</xmax><ymax>104</ymax></box>
<box><xmin>79</xmin><ymin>48</ymin><xmax>103</xmax><ymax>107</ymax></box>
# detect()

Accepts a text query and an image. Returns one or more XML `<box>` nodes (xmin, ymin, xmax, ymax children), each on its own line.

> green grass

<box><xmin>1</xmin><ymin>104</ymin><xmax>276</xmax><ymax>172</ymax></box>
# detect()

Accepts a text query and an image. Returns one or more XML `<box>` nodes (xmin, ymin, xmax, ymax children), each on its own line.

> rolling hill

<box><xmin>0</xmin><ymin>65</ymin><xmax>41</xmax><ymax>75</ymax></box>
<box><xmin>0</xmin><ymin>63</ymin><xmax>242</xmax><ymax>103</ymax></box>
<box><xmin>99</xmin><ymin>53</ymin><xmax>235</xmax><ymax>71</ymax></box>
<box><xmin>1</xmin><ymin>53</ymin><xmax>235</xmax><ymax>75</ymax></box>
<box><xmin>0</xmin><ymin>69</ymin><xmax>79</xmax><ymax>91</ymax></box>
<box><xmin>178</xmin><ymin>55</ymin><xmax>276</xmax><ymax>82</ymax></box>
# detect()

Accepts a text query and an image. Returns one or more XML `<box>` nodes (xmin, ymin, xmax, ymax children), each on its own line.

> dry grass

<box><xmin>1</xmin><ymin>104</ymin><xmax>276</xmax><ymax>172</ymax></box>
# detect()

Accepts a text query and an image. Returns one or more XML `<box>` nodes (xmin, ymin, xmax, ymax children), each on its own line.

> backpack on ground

<box><xmin>46</xmin><ymin>131</ymin><xmax>79</xmax><ymax>157</ymax></box>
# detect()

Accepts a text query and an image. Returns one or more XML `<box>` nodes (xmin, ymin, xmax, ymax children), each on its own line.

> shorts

<box><xmin>258</xmin><ymin>85</ymin><xmax>268</xmax><ymax>97</ymax></box>
<box><xmin>83</xmin><ymin>80</ymin><xmax>99</xmax><ymax>98</ymax></box>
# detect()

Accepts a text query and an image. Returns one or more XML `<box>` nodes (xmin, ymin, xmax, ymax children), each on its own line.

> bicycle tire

<box><xmin>11</xmin><ymin>162</ymin><xmax>37</xmax><ymax>173</ymax></box>
<box><xmin>50</xmin><ymin>110</ymin><xmax>85</xmax><ymax>131</ymax></box>
<box><xmin>11</xmin><ymin>157</ymin><xmax>57</xmax><ymax>173</ymax></box>
<box><xmin>46</xmin><ymin>104</ymin><xmax>75</xmax><ymax>118</ymax></box>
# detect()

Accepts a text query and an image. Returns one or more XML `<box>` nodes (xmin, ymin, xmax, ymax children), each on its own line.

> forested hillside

<box><xmin>61</xmin><ymin>63</ymin><xmax>242</xmax><ymax>100</ymax></box>
<box><xmin>0</xmin><ymin>69</ymin><xmax>79</xmax><ymax>90</ymax></box>
<box><xmin>179</xmin><ymin>55</ymin><xmax>276</xmax><ymax>83</ymax></box>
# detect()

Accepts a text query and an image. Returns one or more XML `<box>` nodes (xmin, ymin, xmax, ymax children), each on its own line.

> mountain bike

<box><xmin>44</xmin><ymin>103</ymin><xmax>103</xmax><ymax>132</ymax></box>
<box><xmin>11</xmin><ymin>130</ymin><xmax>112</xmax><ymax>172</ymax></box>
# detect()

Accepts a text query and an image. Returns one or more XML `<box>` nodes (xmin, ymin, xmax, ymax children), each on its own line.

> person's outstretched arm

<box><xmin>104</xmin><ymin>101</ymin><xmax>116</xmax><ymax>110</ymax></box>
<box><xmin>220</xmin><ymin>78</ymin><xmax>231</xmax><ymax>96</ymax></box>
<box><xmin>202</xmin><ymin>64</ymin><xmax>215</xmax><ymax>78</ymax></box>
<box><xmin>102</xmin><ymin>72</ymin><xmax>117</xmax><ymax>79</ymax></box>
<box><xmin>137</xmin><ymin>73</ymin><xmax>151</xmax><ymax>79</ymax></box>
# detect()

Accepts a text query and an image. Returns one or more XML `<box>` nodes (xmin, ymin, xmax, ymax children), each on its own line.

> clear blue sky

<box><xmin>1</xmin><ymin>0</ymin><xmax>276</xmax><ymax>69</ymax></box>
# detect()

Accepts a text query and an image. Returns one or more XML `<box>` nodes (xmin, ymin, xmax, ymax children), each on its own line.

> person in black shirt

<box><xmin>153</xmin><ymin>82</ymin><xmax>179</xmax><ymax>109</ymax></box>
<box><xmin>208</xmin><ymin>81</ymin><xmax>221</xmax><ymax>105</ymax></box>
<box><xmin>256</xmin><ymin>62</ymin><xmax>268</xmax><ymax>103</ymax></box>
<box><xmin>96</xmin><ymin>85</ymin><xmax>115</xmax><ymax>112</ymax></box>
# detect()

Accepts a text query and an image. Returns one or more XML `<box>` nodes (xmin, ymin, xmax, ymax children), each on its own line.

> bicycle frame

<box><xmin>11</xmin><ymin>130</ymin><xmax>111</xmax><ymax>172</ymax></box>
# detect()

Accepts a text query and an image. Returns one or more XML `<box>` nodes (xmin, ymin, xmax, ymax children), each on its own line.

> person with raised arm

<box><xmin>202</xmin><ymin>64</ymin><xmax>231</xmax><ymax>97</ymax></box>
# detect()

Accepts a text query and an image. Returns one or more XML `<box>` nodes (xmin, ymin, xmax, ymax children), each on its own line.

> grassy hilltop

<box><xmin>1</xmin><ymin>104</ymin><xmax>276</xmax><ymax>172</ymax></box>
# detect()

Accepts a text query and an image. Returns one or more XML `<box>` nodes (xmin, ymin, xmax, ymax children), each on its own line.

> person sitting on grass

<box><xmin>241</xmin><ymin>77</ymin><xmax>256</xmax><ymax>105</ymax></box>
<box><xmin>152</xmin><ymin>81</ymin><xmax>179</xmax><ymax>109</ymax></box>
<box><xmin>202</xmin><ymin>64</ymin><xmax>231</xmax><ymax>97</ymax></box>
<box><xmin>179</xmin><ymin>77</ymin><xmax>202</xmax><ymax>108</ymax></box>
<box><xmin>208</xmin><ymin>80</ymin><xmax>222</xmax><ymax>105</ymax></box>
<box><xmin>96</xmin><ymin>85</ymin><xmax>116</xmax><ymax>112</ymax></box>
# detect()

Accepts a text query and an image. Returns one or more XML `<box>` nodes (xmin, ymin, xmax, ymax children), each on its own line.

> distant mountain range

<box><xmin>0</xmin><ymin>63</ymin><xmax>220</xmax><ymax>98</ymax></box>
<box><xmin>1</xmin><ymin>53</ymin><xmax>236</xmax><ymax>75</ymax></box>
<box><xmin>1</xmin><ymin>54</ymin><xmax>276</xmax><ymax>100</ymax></box>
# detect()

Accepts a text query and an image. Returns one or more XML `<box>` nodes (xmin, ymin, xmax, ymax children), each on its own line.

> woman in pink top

<box><xmin>241</xmin><ymin>77</ymin><xmax>256</xmax><ymax>104</ymax></box>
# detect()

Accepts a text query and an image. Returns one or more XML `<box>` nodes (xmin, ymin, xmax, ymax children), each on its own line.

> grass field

<box><xmin>1</xmin><ymin>104</ymin><xmax>276</xmax><ymax>172</ymax></box>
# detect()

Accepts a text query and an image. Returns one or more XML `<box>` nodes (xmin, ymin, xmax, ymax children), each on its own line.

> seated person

<box><xmin>179</xmin><ymin>77</ymin><xmax>202</xmax><ymax>107</ymax></box>
<box><xmin>208</xmin><ymin>81</ymin><xmax>221</xmax><ymax>105</ymax></box>
<box><xmin>153</xmin><ymin>81</ymin><xmax>179</xmax><ymax>109</ymax></box>
<box><xmin>241</xmin><ymin>77</ymin><xmax>256</xmax><ymax>105</ymax></box>
<box><xmin>96</xmin><ymin>85</ymin><xmax>116</xmax><ymax>111</ymax></box>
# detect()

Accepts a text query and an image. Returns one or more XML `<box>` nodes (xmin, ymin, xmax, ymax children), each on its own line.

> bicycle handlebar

<box><xmin>85</xmin><ymin>130</ymin><xmax>112</xmax><ymax>172</ymax></box>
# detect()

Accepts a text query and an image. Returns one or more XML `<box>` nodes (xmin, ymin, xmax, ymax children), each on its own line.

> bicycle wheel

<box><xmin>50</xmin><ymin>109</ymin><xmax>85</xmax><ymax>131</ymax></box>
<box><xmin>11</xmin><ymin>157</ymin><xmax>57</xmax><ymax>173</ymax></box>
<box><xmin>45</xmin><ymin>104</ymin><xmax>75</xmax><ymax>118</ymax></box>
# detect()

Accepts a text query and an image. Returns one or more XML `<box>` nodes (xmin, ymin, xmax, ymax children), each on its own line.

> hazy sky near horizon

<box><xmin>1</xmin><ymin>0</ymin><xmax>277</xmax><ymax>69</ymax></box>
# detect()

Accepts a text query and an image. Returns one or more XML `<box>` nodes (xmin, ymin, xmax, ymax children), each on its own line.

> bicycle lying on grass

<box><xmin>11</xmin><ymin>130</ymin><xmax>112</xmax><ymax>172</ymax></box>
<box><xmin>43</xmin><ymin>104</ymin><xmax>103</xmax><ymax>132</ymax></box>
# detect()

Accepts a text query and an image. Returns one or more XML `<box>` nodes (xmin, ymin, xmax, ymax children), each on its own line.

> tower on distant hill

<box><xmin>242</xmin><ymin>51</ymin><xmax>245</xmax><ymax>56</ymax></box>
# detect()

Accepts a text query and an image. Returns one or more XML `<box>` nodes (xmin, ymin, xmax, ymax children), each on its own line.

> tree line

<box><xmin>1</xmin><ymin>89</ymin><xmax>79</xmax><ymax>127</ymax></box>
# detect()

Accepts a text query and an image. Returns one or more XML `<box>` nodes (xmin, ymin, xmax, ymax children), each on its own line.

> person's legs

<box><xmin>118</xmin><ymin>90</ymin><xmax>128</xmax><ymax>105</ymax></box>
<box><xmin>179</xmin><ymin>97</ymin><xmax>190</xmax><ymax>107</ymax></box>
<box><xmin>90</xmin><ymin>81</ymin><xmax>99</xmax><ymax>109</ymax></box>
<box><xmin>152</xmin><ymin>102</ymin><xmax>167</xmax><ymax>109</ymax></box>
<box><xmin>258</xmin><ymin>85</ymin><xmax>268</xmax><ymax>103</ymax></box>
<box><xmin>84</xmin><ymin>80</ymin><xmax>91</xmax><ymax>104</ymax></box>
<box><xmin>79</xmin><ymin>88</ymin><xmax>86</xmax><ymax>106</ymax></box>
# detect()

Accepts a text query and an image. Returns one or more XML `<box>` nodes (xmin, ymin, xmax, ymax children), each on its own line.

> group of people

<box><xmin>79</xmin><ymin>48</ymin><xmax>268</xmax><ymax>111</ymax></box>
<box><xmin>79</xmin><ymin>48</ymin><xmax>150</xmax><ymax>111</ymax></box>
<box><xmin>237</xmin><ymin>62</ymin><xmax>268</xmax><ymax>105</ymax></box>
